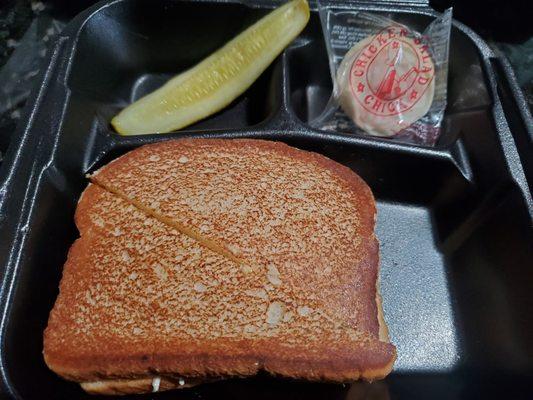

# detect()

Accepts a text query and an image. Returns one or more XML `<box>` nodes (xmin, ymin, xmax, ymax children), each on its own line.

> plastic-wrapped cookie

<box><xmin>336</xmin><ymin>26</ymin><xmax>435</xmax><ymax>137</ymax></box>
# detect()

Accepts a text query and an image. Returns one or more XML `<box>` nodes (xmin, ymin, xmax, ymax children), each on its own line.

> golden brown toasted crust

<box><xmin>375</xmin><ymin>247</ymin><xmax>390</xmax><ymax>343</ymax></box>
<box><xmin>44</xmin><ymin>139</ymin><xmax>396</xmax><ymax>394</ymax></box>
<box><xmin>90</xmin><ymin>139</ymin><xmax>380</xmax><ymax>336</ymax></box>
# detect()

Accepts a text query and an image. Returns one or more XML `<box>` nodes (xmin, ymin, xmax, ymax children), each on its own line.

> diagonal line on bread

<box><xmin>91</xmin><ymin>178</ymin><xmax>244</xmax><ymax>265</ymax></box>
<box><xmin>44</xmin><ymin>139</ymin><xmax>396</xmax><ymax>395</ymax></box>
<box><xmin>89</xmin><ymin>139</ymin><xmax>383</xmax><ymax>334</ymax></box>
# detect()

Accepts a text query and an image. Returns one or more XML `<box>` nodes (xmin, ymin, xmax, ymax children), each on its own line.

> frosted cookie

<box><xmin>337</xmin><ymin>26</ymin><xmax>435</xmax><ymax>137</ymax></box>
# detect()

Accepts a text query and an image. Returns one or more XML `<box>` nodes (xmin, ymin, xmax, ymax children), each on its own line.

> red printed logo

<box><xmin>349</xmin><ymin>26</ymin><xmax>434</xmax><ymax>117</ymax></box>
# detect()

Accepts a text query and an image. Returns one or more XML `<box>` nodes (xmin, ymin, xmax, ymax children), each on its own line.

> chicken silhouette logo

<box><xmin>372</xmin><ymin>43</ymin><xmax>418</xmax><ymax>101</ymax></box>
<box><xmin>337</xmin><ymin>25</ymin><xmax>435</xmax><ymax>136</ymax></box>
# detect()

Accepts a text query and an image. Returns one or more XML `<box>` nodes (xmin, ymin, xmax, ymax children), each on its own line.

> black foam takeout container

<box><xmin>0</xmin><ymin>0</ymin><xmax>532</xmax><ymax>399</ymax></box>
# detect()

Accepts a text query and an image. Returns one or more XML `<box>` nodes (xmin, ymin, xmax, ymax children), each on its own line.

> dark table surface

<box><xmin>0</xmin><ymin>0</ymin><xmax>532</xmax><ymax>162</ymax></box>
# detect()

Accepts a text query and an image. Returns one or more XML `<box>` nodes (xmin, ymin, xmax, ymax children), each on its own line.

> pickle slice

<box><xmin>112</xmin><ymin>0</ymin><xmax>310</xmax><ymax>135</ymax></box>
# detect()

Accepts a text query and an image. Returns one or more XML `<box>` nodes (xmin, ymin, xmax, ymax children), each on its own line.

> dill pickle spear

<box><xmin>112</xmin><ymin>0</ymin><xmax>310</xmax><ymax>135</ymax></box>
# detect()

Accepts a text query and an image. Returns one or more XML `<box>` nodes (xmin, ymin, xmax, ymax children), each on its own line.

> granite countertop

<box><xmin>0</xmin><ymin>0</ymin><xmax>531</xmax><ymax>162</ymax></box>
<box><xmin>0</xmin><ymin>1</ymin><xmax>53</xmax><ymax>160</ymax></box>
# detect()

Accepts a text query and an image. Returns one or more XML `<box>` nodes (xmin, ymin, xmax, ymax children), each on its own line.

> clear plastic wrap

<box><xmin>314</xmin><ymin>3</ymin><xmax>452</xmax><ymax>146</ymax></box>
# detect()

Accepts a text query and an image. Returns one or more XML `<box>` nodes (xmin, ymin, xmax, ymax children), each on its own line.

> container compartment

<box><xmin>67</xmin><ymin>0</ymin><xmax>284</xmax><ymax>134</ymax></box>
<box><xmin>0</xmin><ymin>1</ymin><xmax>531</xmax><ymax>399</ymax></box>
<box><xmin>286</xmin><ymin>10</ymin><xmax>493</xmax><ymax>148</ymax></box>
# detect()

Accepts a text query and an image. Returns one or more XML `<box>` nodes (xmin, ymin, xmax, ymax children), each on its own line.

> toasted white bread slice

<box><xmin>90</xmin><ymin>139</ymin><xmax>385</xmax><ymax>337</ymax></box>
<box><xmin>44</xmin><ymin>184</ymin><xmax>395</xmax><ymax>394</ymax></box>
